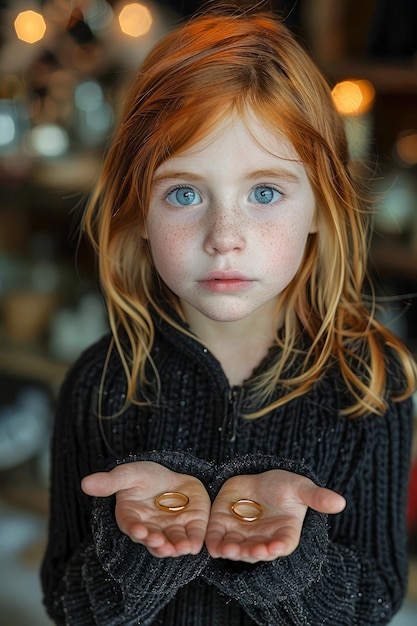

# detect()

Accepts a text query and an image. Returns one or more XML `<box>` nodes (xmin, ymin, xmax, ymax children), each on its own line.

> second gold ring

<box><xmin>231</xmin><ymin>499</ymin><xmax>263</xmax><ymax>522</ymax></box>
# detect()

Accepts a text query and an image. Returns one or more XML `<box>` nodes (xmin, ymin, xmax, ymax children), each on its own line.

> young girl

<box><xmin>41</xmin><ymin>5</ymin><xmax>417</xmax><ymax>626</ymax></box>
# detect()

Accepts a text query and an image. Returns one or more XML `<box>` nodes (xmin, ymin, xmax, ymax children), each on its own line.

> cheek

<box><xmin>147</xmin><ymin>221</ymin><xmax>194</xmax><ymax>277</ymax></box>
<box><xmin>263</xmin><ymin>220</ymin><xmax>311</xmax><ymax>263</ymax></box>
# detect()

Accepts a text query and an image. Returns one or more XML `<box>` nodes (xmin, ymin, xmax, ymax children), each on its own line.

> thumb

<box><xmin>81</xmin><ymin>472</ymin><xmax>118</xmax><ymax>497</ymax></box>
<box><xmin>81</xmin><ymin>465</ymin><xmax>138</xmax><ymax>497</ymax></box>
<box><xmin>300</xmin><ymin>483</ymin><xmax>346</xmax><ymax>515</ymax></box>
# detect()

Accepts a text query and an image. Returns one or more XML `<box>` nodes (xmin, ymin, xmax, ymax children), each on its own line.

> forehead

<box><xmin>155</xmin><ymin>111</ymin><xmax>306</xmax><ymax>179</ymax></box>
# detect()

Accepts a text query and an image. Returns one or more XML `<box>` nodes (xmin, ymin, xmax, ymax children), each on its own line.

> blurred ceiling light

<box><xmin>0</xmin><ymin>113</ymin><xmax>16</xmax><ymax>146</ymax></box>
<box><xmin>332</xmin><ymin>79</ymin><xmax>375</xmax><ymax>116</ymax></box>
<box><xmin>86</xmin><ymin>0</ymin><xmax>114</xmax><ymax>33</ymax></box>
<box><xmin>14</xmin><ymin>10</ymin><xmax>47</xmax><ymax>44</ymax></box>
<box><xmin>0</xmin><ymin>99</ymin><xmax>29</xmax><ymax>155</ymax></box>
<box><xmin>74</xmin><ymin>81</ymin><xmax>114</xmax><ymax>145</ymax></box>
<box><xmin>119</xmin><ymin>3</ymin><xmax>152</xmax><ymax>37</ymax></box>
<box><xmin>29</xmin><ymin>124</ymin><xmax>69</xmax><ymax>157</ymax></box>
<box><xmin>374</xmin><ymin>172</ymin><xmax>416</xmax><ymax>234</ymax></box>
<box><xmin>396</xmin><ymin>130</ymin><xmax>417</xmax><ymax>166</ymax></box>
<box><xmin>74</xmin><ymin>81</ymin><xmax>103</xmax><ymax>111</ymax></box>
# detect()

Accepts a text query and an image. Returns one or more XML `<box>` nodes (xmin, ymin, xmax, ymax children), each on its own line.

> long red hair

<box><xmin>83</xmin><ymin>9</ymin><xmax>416</xmax><ymax>417</ymax></box>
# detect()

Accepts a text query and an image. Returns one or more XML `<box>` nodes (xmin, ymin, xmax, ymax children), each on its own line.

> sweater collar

<box><xmin>148</xmin><ymin>297</ymin><xmax>295</xmax><ymax>389</ymax></box>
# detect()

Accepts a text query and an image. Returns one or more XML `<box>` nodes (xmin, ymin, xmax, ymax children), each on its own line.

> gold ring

<box><xmin>231</xmin><ymin>499</ymin><xmax>263</xmax><ymax>522</ymax></box>
<box><xmin>155</xmin><ymin>491</ymin><xmax>190</xmax><ymax>512</ymax></box>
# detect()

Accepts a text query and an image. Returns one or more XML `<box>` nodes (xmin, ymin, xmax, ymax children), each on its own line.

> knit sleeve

<box><xmin>202</xmin><ymin>454</ymin><xmax>341</xmax><ymax>624</ymax></box>
<box><xmin>40</xmin><ymin>340</ymin><xmax>211</xmax><ymax>625</ymax></box>
<box><xmin>202</xmin><ymin>393</ymin><xmax>414</xmax><ymax>626</ymax></box>
<box><xmin>59</xmin><ymin>455</ymin><xmax>212</xmax><ymax>626</ymax></box>
<box><xmin>60</xmin><ymin>513</ymin><xmax>209</xmax><ymax>626</ymax></box>
<box><xmin>86</xmin><ymin>450</ymin><xmax>213</xmax><ymax>624</ymax></box>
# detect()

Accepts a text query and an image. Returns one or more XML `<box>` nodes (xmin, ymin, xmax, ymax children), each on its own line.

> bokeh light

<box><xmin>396</xmin><ymin>130</ymin><xmax>417</xmax><ymax>167</ymax></box>
<box><xmin>118</xmin><ymin>3</ymin><xmax>152</xmax><ymax>37</ymax></box>
<box><xmin>29</xmin><ymin>124</ymin><xmax>69</xmax><ymax>157</ymax></box>
<box><xmin>332</xmin><ymin>79</ymin><xmax>375</xmax><ymax>116</ymax></box>
<box><xmin>0</xmin><ymin>112</ymin><xmax>16</xmax><ymax>146</ymax></box>
<box><xmin>14</xmin><ymin>10</ymin><xmax>47</xmax><ymax>44</ymax></box>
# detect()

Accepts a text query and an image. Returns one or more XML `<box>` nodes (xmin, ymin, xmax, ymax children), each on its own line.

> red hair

<box><xmin>83</xmin><ymin>10</ymin><xmax>416</xmax><ymax>417</ymax></box>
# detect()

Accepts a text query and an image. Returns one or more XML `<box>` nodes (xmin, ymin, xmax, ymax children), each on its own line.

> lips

<box><xmin>202</xmin><ymin>270</ymin><xmax>250</xmax><ymax>281</ymax></box>
<box><xmin>198</xmin><ymin>271</ymin><xmax>254</xmax><ymax>293</ymax></box>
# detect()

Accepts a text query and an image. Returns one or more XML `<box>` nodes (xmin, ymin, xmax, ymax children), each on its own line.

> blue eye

<box><xmin>167</xmin><ymin>186</ymin><xmax>202</xmax><ymax>206</ymax></box>
<box><xmin>249</xmin><ymin>186</ymin><xmax>282</xmax><ymax>204</ymax></box>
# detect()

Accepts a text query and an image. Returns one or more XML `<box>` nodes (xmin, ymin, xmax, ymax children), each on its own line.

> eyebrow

<box><xmin>243</xmin><ymin>168</ymin><xmax>301</xmax><ymax>183</ymax></box>
<box><xmin>152</xmin><ymin>171</ymin><xmax>205</xmax><ymax>185</ymax></box>
<box><xmin>152</xmin><ymin>167</ymin><xmax>301</xmax><ymax>185</ymax></box>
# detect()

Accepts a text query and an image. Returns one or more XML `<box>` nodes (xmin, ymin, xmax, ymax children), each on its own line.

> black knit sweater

<box><xmin>41</xmin><ymin>308</ymin><xmax>414</xmax><ymax>625</ymax></box>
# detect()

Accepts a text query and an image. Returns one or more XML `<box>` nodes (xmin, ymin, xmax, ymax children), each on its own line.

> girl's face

<box><xmin>146</xmin><ymin>113</ymin><xmax>317</xmax><ymax>334</ymax></box>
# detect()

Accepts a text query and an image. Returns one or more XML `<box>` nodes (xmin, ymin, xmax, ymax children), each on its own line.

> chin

<box><xmin>199</xmin><ymin>307</ymin><xmax>256</xmax><ymax>323</ymax></box>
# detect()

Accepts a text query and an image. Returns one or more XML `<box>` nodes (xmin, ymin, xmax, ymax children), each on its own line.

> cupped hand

<box><xmin>81</xmin><ymin>461</ymin><xmax>211</xmax><ymax>558</ymax></box>
<box><xmin>205</xmin><ymin>469</ymin><xmax>346</xmax><ymax>563</ymax></box>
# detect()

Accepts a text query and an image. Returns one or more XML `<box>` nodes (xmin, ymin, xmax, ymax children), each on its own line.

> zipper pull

<box><xmin>222</xmin><ymin>387</ymin><xmax>239</xmax><ymax>442</ymax></box>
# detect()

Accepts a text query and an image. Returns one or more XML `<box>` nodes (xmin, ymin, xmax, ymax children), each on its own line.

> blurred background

<box><xmin>0</xmin><ymin>0</ymin><xmax>416</xmax><ymax>624</ymax></box>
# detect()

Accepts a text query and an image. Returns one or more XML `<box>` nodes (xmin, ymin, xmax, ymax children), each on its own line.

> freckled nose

<box><xmin>203</xmin><ymin>204</ymin><xmax>246</xmax><ymax>254</ymax></box>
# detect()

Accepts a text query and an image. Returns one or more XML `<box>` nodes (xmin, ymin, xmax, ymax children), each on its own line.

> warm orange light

<box><xmin>396</xmin><ymin>131</ymin><xmax>417</xmax><ymax>166</ymax></box>
<box><xmin>14</xmin><ymin>10</ymin><xmax>46</xmax><ymax>44</ymax></box>
<box><xmin>119</xmin><ymin>3</ymin><xmax>152</xmax><ymax>37</ymax></box>
<box><xmin>332</xmin><ymin>79</ymin><xmax>375</xmax><ymax>116</ymax></box>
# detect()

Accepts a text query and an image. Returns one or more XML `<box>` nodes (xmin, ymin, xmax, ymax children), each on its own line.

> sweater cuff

<box><xmin>208</xmin><ymin>453</ymin><xmax>324</xmax><ymax>498</ymax></box>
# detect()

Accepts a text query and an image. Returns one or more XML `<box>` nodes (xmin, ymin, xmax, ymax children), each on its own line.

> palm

<box><xmin>82</xmin><ymin>464</ymin><xmax>345</xmax><ymax>563</ymax></box>
<box><xmin>205</xmin><ymin>470</ymin><xmax>345</xmax><ymax>563</ymax></box>
<box><xmin>82</xmin><ymin>461</ymin><xmax>211</xmax><ymax>558</ymax></box>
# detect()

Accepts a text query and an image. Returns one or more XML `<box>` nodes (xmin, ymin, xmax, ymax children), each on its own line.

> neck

<box><xmin>210</xmin><ymin>332</ymin><xmax>274</xmax><ymax>385</ymax></box>
<box><xmin>182</xmin><ymin>306</ymin><xmax>279</xmax><ymax>386</ymax></box>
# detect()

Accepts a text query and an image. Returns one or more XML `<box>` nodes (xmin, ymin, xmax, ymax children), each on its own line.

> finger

<box><xmin>126</xmin><ymin>511</ymin><xmax>206</xmax><ymax>556</ymax></box>
<box><xmin>206</xmin><ymin>528</ymin><xmax>245</xmax><ymax>559</ymax></box>
<box><xmin>300</xmin><ymin>484</ymin><xmax>346</xmax><ymax>514</ymax></box>
<box><xmin>163</xmin><ymin>523</ymin><xmax>192</xmax><ymax>546</ymax></box>
<box><xmin>81</xmin><ymin>472</ymin><xmax>118</xmax><ymax>497</ymax></box>
<box><xmin>183</xmin><ymin>523</ymin><xmax>208</xmax><ymax>555</ymax></box>
<box><xmin>125</xmin><ymin>521</ymin><xmax>176</xmax><ymax>555</ymax></box>
<box><xmin>207</xmin><ymin>528</ymin><xmax>294</xmax><ymax>562</ymax></box>
<box><xmin>137</xmin><ymin>531</ymin><xmax>178</xmax><ymax>558</ymax></box>
<box><xmin>163</xmin><ymin>514</ymin><xmax>207</xmax><ymax>552</ymax></box>
<box><xmin>81</xmin><ymin>466</ymin><xmax>144</xmax><ymax>497</ymax></box>
<box><xmin>142</xmin><ymin>524</ymin><xmax>204</xmax><ymax>558</ymax></box>
<box><xmin>147</xmin><ymin>544</ymin><xmax>179</xmax><ymax>558</ymax></box>
<box><xmin>248</xmin><ymin>538</ymin><xmax>289</xmax><ymax>561</ymax></box>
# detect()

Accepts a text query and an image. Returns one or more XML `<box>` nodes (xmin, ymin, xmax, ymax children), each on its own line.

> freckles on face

<box><xmin>145</xmin><ymin>113</ymin><xmax>317</xmax><ymax>325</ymax></box>
<box><xmin>145</xmin><ymin>217</ymin><xmax>196</xmax><ymax>288</ymax></box>
<box><xmin>260</xmin><ymin>204</ymin><xmax>313</xmax><ymax>272</ymax></box>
